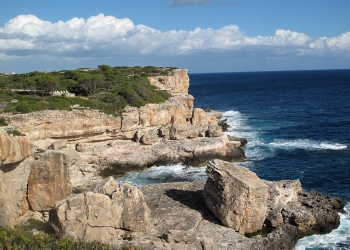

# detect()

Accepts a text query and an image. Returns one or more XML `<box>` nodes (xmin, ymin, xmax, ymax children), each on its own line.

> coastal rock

<box><xmin>140</xmin><ymin>129</ymin><xmax>162</xmax><ymax>145</ymax></box>
<box><xmin>27</xmin><ymin>151</ymin><xmax>72</xmax><ymax>211</ymax></box>
<box><xmin>264</xmin><ymin>180</ymin><xmax>302</xmax><ymax>228</ymax></box>
<box><xmin>228</xmin><ymin>136</ymin><xmax>248</xmax><ymax>147</ymax></box>
<box><xmin>0</xmin><ymin>158</ymin><xmax>32</xmax><ymax>227</ymax></box>
<box><xmin>49</xmin><ymin>180</ymin><xmax>151</xmax><ymax>244</ymax></box>
<box><xmin>121</xmin><ymin>177</ymin><xmax>345</xmax><ymax>250</ymax></box>
<box><xmin>0</xmin><ymin>128</ymin><xmax>33</xmax><ymax>166</ymax></box>
<box><xmin>6</xmin><ymin>109</ymin><xmax>122</xmax><ymax>141</ymax></box>
<box><xmin>207</xmin><ymin>125</ymin><xmax>223</xmax><ymax>137</ymax></box>
<box><xmin>147</xmin><ymin>69</ymin><xmax>189</xmax><ymax>94</ymax></box>
<box><xmin>47</xmin><ymin>139</ymin><xmax>67</xmax><ymax>150</ymax></box>
<box><xmin>204</xmin><ymin>159</ymin><xmax>269</xmax><ymax>234</ymax></box>
<box><xmin>0</xmin><ymin>129</ymin><xmax>33</xmax><ymax>227</ymax></box>
<box><xmin>100</xmin><ymin>136</ymin><xmax>245</xmax><ymax>173</ymax></box>
<box><xmin>192</xmin><ymin>108</ymin><xmax>217</xmax><ymax>125</ymax></box>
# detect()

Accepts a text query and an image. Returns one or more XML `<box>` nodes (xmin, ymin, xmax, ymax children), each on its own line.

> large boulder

<box><xmin>49</xmin><ymin>178</ymin><xmax>151</xmax><ymax>244</ymax></box>
<box><xmin>204</xmin><ymin>159</ymin><xmax>269</xmax><ymax>234</ymax></box>
<box><xmin>0</xmin><ymin>159</ymin><xmax>32</xmax><ymax>227</ymax></box>
<box><xmin>0</xmin><ymin>129</ymin><xmax>33</xmax><ymax>227</ymax></box>
<box><xmin>27</xmin><ymin>151</ymin><xmax>72</xmax><ymax>211</ymax></box>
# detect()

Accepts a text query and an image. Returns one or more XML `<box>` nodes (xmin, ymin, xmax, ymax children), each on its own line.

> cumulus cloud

<box><xmin>169</xmin><ymin>0</ymin><xmax>211</xmax><ymax>7</ymax></box>
<box><xmin>0</xmin><ymin>13</ymin><xmax>349</xmax><ymax>68</ymax></box>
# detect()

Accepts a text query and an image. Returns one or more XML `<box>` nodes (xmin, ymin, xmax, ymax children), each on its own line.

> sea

<box><xmin>117</xmin><ymin>69</ymin><xmax>350</xmax><ymax>249</ymax></box>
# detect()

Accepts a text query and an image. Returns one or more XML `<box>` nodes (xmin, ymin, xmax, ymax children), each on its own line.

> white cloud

<box><xmin>309</xmin><ymin>32</ymin><xmax>350</xmax><ymax>51</ymax></box>
<box><xmin>0</xmin><ymin>14</ymin><xmax>349</xmax><ymax>68</ymax></box>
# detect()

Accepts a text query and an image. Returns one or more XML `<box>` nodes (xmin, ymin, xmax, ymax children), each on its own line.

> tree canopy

<box><xmin>0</xmin><ymin>65</ymin><xmax>176</xmax><ymax>115</ymax></box>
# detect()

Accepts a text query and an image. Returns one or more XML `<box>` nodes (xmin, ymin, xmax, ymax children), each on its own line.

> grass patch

<box><xmin>0</xmin><ymin>227</ymin><xmax>144</xmax><ymax>250</ymax></box>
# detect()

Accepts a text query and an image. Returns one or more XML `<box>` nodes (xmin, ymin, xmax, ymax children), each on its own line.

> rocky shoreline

<box><xmin>0</xmin><ymin>68</ymin><xmax>346</xmax><ymax>249</ymax></box>
<box><xmin>48</xmin><ymin>160</ymin><xmax>346</xmax><ymax>250</ymax></box>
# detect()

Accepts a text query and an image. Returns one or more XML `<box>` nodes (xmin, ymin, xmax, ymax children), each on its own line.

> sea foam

<box><xmin>270</xmin><ymin>139</ymin><xmax>347</xmax><ymax>151</ymax></box>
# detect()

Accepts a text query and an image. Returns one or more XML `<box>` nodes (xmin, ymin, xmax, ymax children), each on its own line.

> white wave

<box><xmin>222</xmin><ymin>110</ymin><xmax>276</xmax><ymax>163</ymax></box>
<box><xmin>116</xmin><ymin>164</ymin><xmax>207</xmax><ymax>186</ymax></box>
<box><xmin>270</xmin><ymin>139</ymin><xmax>348</xmax><ymax>150</ymax></box>
<box><xmin>294</xmin><ymin>203</ymin><xmax>350</xmax><ymax>250</ymax></box>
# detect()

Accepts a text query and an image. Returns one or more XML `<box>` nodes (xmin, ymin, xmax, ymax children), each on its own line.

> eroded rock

<box><xmin>27</xmin><ymin>151</ymin><xmax>72</xmax><ymax>211</ymax></box>
<box><xmin>0</xmin><ymin>128</ymin><xmax>33</xmax><ymax>166</ymax></box>
<box><xmin>49</xmin><ymin>179</ymin><xmax>151</xmax><ymax>244</ymax></box>
<box><xmin>204</xmin><ymin>159</ymin><xmax>269</xmax><ymax>234</ymax></box>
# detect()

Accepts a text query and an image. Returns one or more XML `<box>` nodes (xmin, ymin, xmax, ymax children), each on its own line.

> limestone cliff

<box><xmin>3</xmin><ymin>69</ymin><xmax>244</xmax><ymax>182</ymax></box>
<box><xmin>147</xmin><ymin>69</ymin><xmax>189</xmax><ymax>94</ymax></box>
<box><xmin>0</xmin><ymin>68</ymin><xmax>246</xmax><ymax>228</ymax></box>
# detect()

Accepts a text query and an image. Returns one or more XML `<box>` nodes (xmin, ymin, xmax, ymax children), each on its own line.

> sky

<box><xmin>0</xmin><ymin>0</ymin><xmax>349</xmax><ymax>73</ymax></box>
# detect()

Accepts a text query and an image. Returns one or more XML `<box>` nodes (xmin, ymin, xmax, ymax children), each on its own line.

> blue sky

<box><xmin>0</xmin><ymin>0</ymin><xmax>349</xmax><ymax>73</ymax></box>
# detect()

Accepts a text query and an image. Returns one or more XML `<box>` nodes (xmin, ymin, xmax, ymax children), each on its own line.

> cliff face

<box><xmin>5</xmin><ymin>70</ymin><xmax>196</xmax><ymax>140</ymax></box>
<box><xmin>147</xmin><ymin>69</ymin><xmax>189</xmax><ymax>94</ymax></box>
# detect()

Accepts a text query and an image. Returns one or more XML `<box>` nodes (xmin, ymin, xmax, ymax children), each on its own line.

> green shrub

<box><xmin>0</xmin><ymin>227</ymin><xmax>144</xmax><ymax>250</ymax></box>
<box><xmin>0</xmin><ymin>117</ymin><xmax>7</xmax><ymax>126</ymax></box>
<box><xmin>0</xmin><ymin>65</ymin><xmax>175</xmax><ymax>116</ymax></box>
<box><xmin>7</xmin><ymin>130</ymin><xmax>24</xmax><ymax>136</ymax></box>
<box><xmin>15</xmin><ymin>219</ymin><xmax>45</xmax><ymax>232</ymax></box>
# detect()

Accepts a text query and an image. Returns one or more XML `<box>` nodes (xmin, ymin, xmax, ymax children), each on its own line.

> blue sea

<box><xmin>117</xmin><ymin>69</ymin><xmax>350</xmax><ymax>249</ymax></box>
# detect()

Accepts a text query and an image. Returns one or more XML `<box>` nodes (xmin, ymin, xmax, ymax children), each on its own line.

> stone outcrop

<box><xmin>147</xmin><ymin>69</ymin><xmax>189</xmax><ymax>94</ymax></box>
<box><xmin>49</xmin><ymin>178</ymin><xmax>151</xmax><ymax>244</ymax></box>
<box><xmin>0</xmin><ymin>130</ymin><xmax>72</xmax><ymax>227</ymax></box>
<box><xmin>0</xmin><ymin>158</ymin><xmax>32</xmax><ymax>227</ymax></box>
<box><xmin>0</xmin><ymin>128</ymin><xmax>33</xmax><ymax>166</ymax></box>
<box><xmin>5</xmin><ymin>109</ymin><xmax>122</xmax><ymax>141</ymax></box>
<box><xmin>97</xmin><ymin>136</ymin><xmax>245</xmax><ymax>174</ymax></box>
<box><xmin>27</xmin><ymin>151</ymin><xmax>72</xmax><ymax>211</ymax></box>
<box><xmin>204</xmin><ymin>159</ymin><xmax>269</xmax><ymax>234</ymax></box>
<box><xmin>0</xmin><ymin>129</ymin><xmax>33</xmax><ymax>227</ymax></box>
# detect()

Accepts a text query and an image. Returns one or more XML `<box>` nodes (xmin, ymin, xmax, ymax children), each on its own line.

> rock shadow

<box><xmin>165</xmin><ymin>189</ymin><xmax>222</xmax><ymax>225</ymax></box>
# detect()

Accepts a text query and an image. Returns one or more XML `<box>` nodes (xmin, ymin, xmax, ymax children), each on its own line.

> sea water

<box><xmin>117</xmin><ymin>69</ymin><xmax>350</xmax><ymax>249</ymax></box>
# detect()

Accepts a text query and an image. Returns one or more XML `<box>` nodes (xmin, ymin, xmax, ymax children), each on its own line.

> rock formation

<box><xmin>0</xmin><ymin>128</ymin><xmax>33</xmax><ymax>166</ymax></box>
<box><xmin>60</xmin><ymin>160</ymin><xmax>343</xmax><ymax>250</ymax></box>
<box><xmin>204</xmin><ymin>159</ymin><xmax>269</xmax><ymax>234</ymax></box>
<box><xmin>49</xmin><ymin>177</ymin><xmax>151</xmax><ymax>244</ymax></box>
<box><xmin>147</xmin><ymin>69</ymin><xmax>189</xmax><ymax>94</ymax></box>
<box><xmin>0</xmin><ymin>129</ymin><xmax>33</xmax><ymax>227</ymax></box>
<box><xmin>0</xmin><ymin>129</ymin><xmax>73</xmax><ymax>227</ymax></box>
<box><xmin>2</xmin><ymin>69</ymin><xmax>246</xmax><ymax>188</ymax></box>
<box><xmin>27</xmin><ymin>151</ymin><xmax>72</xmax><ymax>211</ymax></box>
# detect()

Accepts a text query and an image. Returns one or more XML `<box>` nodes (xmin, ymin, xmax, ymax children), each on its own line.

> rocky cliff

<box><xmin>2</xmin><ymin>69</ymin><xmax>245</xmax><ymax>189</ymax></box>
<box><xmin>0</xmin><ymin>68</ymin><xmax>246</xmax><ymax>228</ymax></box>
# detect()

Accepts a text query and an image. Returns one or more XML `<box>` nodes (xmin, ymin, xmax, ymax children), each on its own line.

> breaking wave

<box><xmin>116</xmin><ymin>164</ymin><xmax>207</xmax><ymax>186</ymax></box>
<box><xmin>270</xmin><ymin>139</ymin><xmax>348</xmax><ymax>151</ymax></box>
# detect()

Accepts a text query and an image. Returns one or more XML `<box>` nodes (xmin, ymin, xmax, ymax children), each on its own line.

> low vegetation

<box><xmin>0</xmin><ymin>226</ymin><xmax>143</xmax><ymax>250</ymax></box>
<box><xmin>0</xmin><ymin>65</ymin><xmax>176</xmax><ymax>116</ymax></box>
